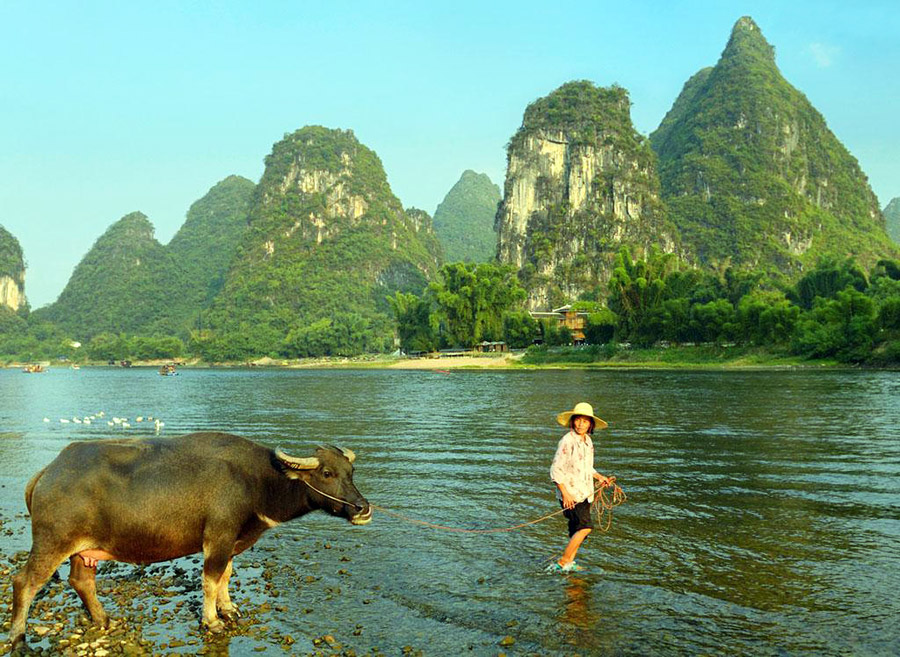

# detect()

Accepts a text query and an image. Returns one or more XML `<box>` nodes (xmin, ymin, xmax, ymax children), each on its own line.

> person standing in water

<box><xmin>549</xmin><ymin>402</ymin><xmax>612</xmax><ymax>572</ymax></box>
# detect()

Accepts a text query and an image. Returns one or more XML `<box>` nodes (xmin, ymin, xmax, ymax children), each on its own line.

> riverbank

<box><xmin>5</xmin><ymin>345</ymin><xmax>870</xmax><ymax>371</ymax></box>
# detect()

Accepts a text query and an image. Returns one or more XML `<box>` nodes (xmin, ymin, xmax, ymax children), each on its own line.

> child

<box><xmin>549</xmin><ymin>402</ymin><xmax>612</xmax><ymax>572</ymax></box>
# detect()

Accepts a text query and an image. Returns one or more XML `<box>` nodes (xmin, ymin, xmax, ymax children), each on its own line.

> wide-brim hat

<box><xmin>557</xmin><ymin>402</ymin><xmax>608</xmax><ymax>430</ymax></box>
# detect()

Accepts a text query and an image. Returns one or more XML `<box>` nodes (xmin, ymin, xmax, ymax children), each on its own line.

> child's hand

<box><xmin>561</xmin><ymin>491</ymin><xmax>576</xmax><ymax>509</ymax></box>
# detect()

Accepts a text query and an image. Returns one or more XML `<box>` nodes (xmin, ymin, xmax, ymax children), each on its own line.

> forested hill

<box><xmin>650</xmin><ymin>16</ymin><xmax>896</xmax><ymax>274</ymax></box>
<box><xmin>33</xmin><ymin>212</ymin><xmax>188</xmax><ymax>337</ymax></box>
<box><xmin>0</xmin><ymin>224</ymin><xmax>25</xmax><ymax>311</ymax></box>
<box><xmin>200</xmin><ymin>126</ymin><xmax>443</xmax><ymax>359</ymax></box>
<box><xmin>167</xmin><ymin>175</ymin><xmax>255</xmax><ymax>308</ymax></box>
<box><xmin>432</xmin><ymin>170</ymin><xmax>500</xmax><ymax>262</ymax></box>
<box><xmin>885</xmin><ymin>198</ymin><xmax>900</xmax><ymax>244</ymax></box>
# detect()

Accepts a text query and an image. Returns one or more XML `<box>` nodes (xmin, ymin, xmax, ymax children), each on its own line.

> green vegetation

<box><xmin>32</xmin><ymin>213</ymin><xmax>190</xmax><ymax>338</ymax></box>
<box><xmin>31</xmin><ymin>177</ymin><xmax>255</xmax><ymax>341</ymax></box>
<box><xmin>885</xmin><ymin>198</ymin><xmax>900</xmax><ymax>244</ymax></box>
<box><xmin>517</xmin><ymin>248</ymin><xmax>900</xmax><ymax>367</ymax></box>
<box><xmin>650</xmin><ymin>17</ymin><xmax>897</xmax><ymax>274</ymax></box>
<box><xmin>196</xmin><ymin>126</ymin><xmax>443</xmax><ymax>360</ymax></box>
<box><xmin>167</xmin><ymin>175</ymin><xmax>255</xmax><ymax>307</ymax></box>
<box><xmin>432</xmin><ymin>170</ymin><xmax>500</xmax><ymax>262</ymax></box>
<box><xmin>0</xmin><ymin>224</ymin><xmax>25</xmax><ymax>283</ymax></box>
<box><xmin>387</xmin><ymin>262</ymin><xmax>527</xmax><ymax>352</ymax></box>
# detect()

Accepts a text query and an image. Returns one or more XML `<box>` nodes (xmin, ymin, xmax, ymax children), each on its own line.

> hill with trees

<box><xmin>432</xmin><ymin>170</ymin><xmax>500</xmax><ymax>263</ymax></box>
<box><xmin>197</xmin><ymin>126</ymin><xmax>443</xmax><ymax>360</ymax></box>
<box><xmin>167</xmin><ymin>175</ymin><xmax>255</xmax><ymax>312</ymax></box>
<box><xmin>885</xmin><ymin>198</ymin><xmax>900</xmax><ymax>244</ymax></box>
<box><xmin>650</xmin><ymin>16</ymin><xmax>897</xmax><ymax>275</ymax></box>
<box><xmin>33</xmin><ymin>212</ymin><xmax>188</xmax><ymax>338</ymax></box>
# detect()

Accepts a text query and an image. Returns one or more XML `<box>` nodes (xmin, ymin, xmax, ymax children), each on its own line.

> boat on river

<box><xmin>159</xmin><ymin>363</ymin><xmax>178</xmax><ymax>376</ymax></box>
<box><xmin>22</xmin><ymin>364</ymin><xmax>46</xmax><ymax>373</ymax></box>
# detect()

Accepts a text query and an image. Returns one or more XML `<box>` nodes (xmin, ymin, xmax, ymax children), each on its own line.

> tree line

<box><xmin>2</xmin><ymin>250</ymin><xmax>899</xmax><ymax>365</ymax></box>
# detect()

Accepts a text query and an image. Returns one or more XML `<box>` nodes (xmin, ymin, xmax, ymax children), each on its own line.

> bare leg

<box><xmin>559</xmin><ymin>528</ymin><xmax>592</xmax><ymax>567</ymax></box>
<box><xmin>9</xmin><ymin>550</ymin><xmax>68</xmax><ymax>649</ymax></box>
<box><xmin>215</xmin><ymin>559</ymin><xmax>239</xmax><ymax>621</ymax></box>
<box><xmin>68</xmin><ymin>556</ymin><xmax>109</xmax><ymax>627</ymax></box>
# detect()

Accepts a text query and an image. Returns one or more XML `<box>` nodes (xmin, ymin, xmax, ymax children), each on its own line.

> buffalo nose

<box><xmin>350</xmin><ymin>505</ymin><xmax>373</xmax><ymax>525</ymax></box>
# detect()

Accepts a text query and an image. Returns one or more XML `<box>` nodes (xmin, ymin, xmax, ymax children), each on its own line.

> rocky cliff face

<box><xmin>0</xmin><ymin>224</ymin><xmax>25</xmax><ymax>311</ymax></box>
<box><xmin>211</xmin><ymin>126</ymin><xmax>443</xmax><ymax>353</ymax></box>
<box><xmin>651</xmin><ymin>16</ymin><xmax>896</xmax><ymax>274</ymax></box>
<box><xmin>496</xmin><ymin>81</ymin><xmax>675</xmax><ymax>309</ymax></box>
<box><xmin>885</xmin><ymin>198</ymin><xmax>900</xmax><ymax>244</ymax></box>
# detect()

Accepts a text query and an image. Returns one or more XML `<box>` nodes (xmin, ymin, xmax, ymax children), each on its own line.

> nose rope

<box><xmin>301</xmin><ymin>479</ymin><xmax>366</xmax><ymax>510</ymax></box>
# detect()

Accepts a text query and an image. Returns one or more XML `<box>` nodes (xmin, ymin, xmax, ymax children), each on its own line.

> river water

<box><xmin>0</xmin><ymin>367</ymin><xmax>897</xmax><ymax>656</ymax></box>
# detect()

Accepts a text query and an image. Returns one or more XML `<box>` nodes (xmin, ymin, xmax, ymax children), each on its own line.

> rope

<box><xmin>300</xmin><ymin>474</ymin><xmax>626</xmax><ymax>535</ymax></box>
<box><xmin>370</xmin><ymin>478</ymin><xmax>626</xmax><ymax>535</ymax></box>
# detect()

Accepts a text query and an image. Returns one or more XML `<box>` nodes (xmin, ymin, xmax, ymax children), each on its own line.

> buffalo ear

<box><xmin>340</xmin><ymin>447</ymin><xmax>356</xmax><ymax>463</ymax></box>
<box><xmin>275</xmin><ymin>449</ymin><xmax>320</xmax><ymax>472</ymax></box>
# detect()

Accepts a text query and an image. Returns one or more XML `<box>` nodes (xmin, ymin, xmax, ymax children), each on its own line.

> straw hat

<box><xmin>556</xmin><ymin>402</ymin><xmax>608</xmax><ymax>430</ymax></box>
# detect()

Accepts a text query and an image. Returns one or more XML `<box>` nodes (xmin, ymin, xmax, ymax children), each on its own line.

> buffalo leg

<box><xmin>201</xmin><ymin>542</ymin><xmax>234</xmax><ymax>631</ymax></box>
<box><xmin>68</xmin><ymin>556</ymin><xmax>109</xmax><ymax>627</ymax></box>
<box><xmin>9</xmin><ymin>550</ymin><xmax>67</xmax><ymax>649</ymax></box>
<box><xmin>216</xmin><ymin>559</ymin><xmax>239</xmax><ymax>621</ymax></box>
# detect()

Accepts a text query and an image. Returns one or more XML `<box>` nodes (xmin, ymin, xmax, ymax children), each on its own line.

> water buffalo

<box><xmin>9</xmin><ymin>432</ymin><xmax>372</xmax><ymax>649</ymax></box>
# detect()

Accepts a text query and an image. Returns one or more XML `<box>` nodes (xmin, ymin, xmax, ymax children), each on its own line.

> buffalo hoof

<box><xmin>220</xmin><ymin>608</ymin><xmax>241</xmax><ymax>622</ymax></box>
<box><xmin>9</xmin><ymin>635</ymin><xmax>26</xmax><ymax>654</ymax></box>
<box><xmin>204</xmin><ymin>618</ymin><xmax>225</xmax><ymax>633</ymax></box>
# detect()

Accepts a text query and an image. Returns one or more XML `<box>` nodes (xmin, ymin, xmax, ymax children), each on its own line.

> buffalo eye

<box><xmin>322</xmin><ymin>468</ymin><xmax>335</xmax><ymax>479</ymax></box>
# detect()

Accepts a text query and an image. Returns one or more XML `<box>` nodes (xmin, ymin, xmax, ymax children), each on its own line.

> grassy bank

<box><xmin>514</xmin><ymin>344</ymin><xmax>843</xmax><ymax>369</ymax></box>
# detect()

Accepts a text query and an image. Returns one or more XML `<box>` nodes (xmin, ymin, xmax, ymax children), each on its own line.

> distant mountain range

<box><xmin>6</xmin><ymin>15</ymin><xmax>897</xmax><ymax>348</ymax></box>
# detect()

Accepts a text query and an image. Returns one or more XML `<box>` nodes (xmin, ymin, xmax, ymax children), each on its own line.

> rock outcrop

<box><xmin>496</xmin><ymin>81</ymin><xmax>675</xmax><ymax>308</ymax></box>
<box><xmin>0</xmin><ymin>224</ymin><xmax>25</xmax><ymax>311</ymax></box>
<box><xmin>651</xmin><ymin>16</ymin><xmax>897</xmax><ymax>274</ymax></box>
<box><xmin>433</xmin><ymin>170</ymin><xmax>500</xmax><ymax>263</ymax></box>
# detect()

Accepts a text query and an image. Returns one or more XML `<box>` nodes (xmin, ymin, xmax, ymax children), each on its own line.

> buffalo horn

<box><xmin>316</xmin><ymin>444</ymin><xmax>356</xmax><ymax>463</ymax></box>
<box><xmin>275</xmin><ymin>448</ymin><xmax>320</xmax><ymax>470</ymax></box>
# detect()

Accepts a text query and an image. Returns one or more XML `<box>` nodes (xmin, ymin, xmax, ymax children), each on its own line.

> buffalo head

<box><xmin>275</xmin><ymin>445</ymin><xmax>372</xmax><ymax>525</ymax></box>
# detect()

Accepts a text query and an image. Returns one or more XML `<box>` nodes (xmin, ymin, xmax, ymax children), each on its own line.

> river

<box><xmin>0</xmin><ymin>367</ymin><xmax>897</xmax><ymax>656</ymax></box>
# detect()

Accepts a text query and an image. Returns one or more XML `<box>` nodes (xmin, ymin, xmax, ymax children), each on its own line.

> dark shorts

<box><xmin>561</xmin><ymin>499</ymin><xmax>594</xmax><ymax>537</ymax></box>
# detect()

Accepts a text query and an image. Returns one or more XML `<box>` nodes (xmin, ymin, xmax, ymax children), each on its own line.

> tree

<box><xmin>387</xmin><ymin>292</ymin><xmax>437</xmax><ymax>352</ymax></box>
<box><xmin>429</xmin><ymin>262</ymin><xmax>526</xmax><ymax>347</ymax></box>
<box><xmin>792</xmin><ymin>288</ymin><xmax>877</xmax><ymax>362</ymax></box>
<box><xmin>792</xmin><ymin>256</ymin><xmax>868</xmax><ymax>310</ymax></box>
<box><xmin>607</xmin><ymin>247</ymin><xmax>679</xmax><ymax>346</ymax></box>
<box><xmin>502</xmin><ymin>310</ymin><xmax>539</xmax><ymax>348</ymax></box>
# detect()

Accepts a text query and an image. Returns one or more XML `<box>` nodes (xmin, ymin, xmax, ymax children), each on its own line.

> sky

<box><xmin>2</xmin><ymin>1</ymin><xmax>898</xmax><ymax>309</ymax></box>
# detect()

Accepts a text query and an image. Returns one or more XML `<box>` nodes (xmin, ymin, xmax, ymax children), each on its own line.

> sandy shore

<box><xmin>383</xmin><ymin>354</ymin><xmax>519</xmax><ymax>369</ymax></box>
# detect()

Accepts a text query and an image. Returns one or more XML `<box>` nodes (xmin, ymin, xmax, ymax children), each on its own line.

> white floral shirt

<box><xmin>550</xmin><ymin>430</ymin><xmax>598</xmax><ymax>504</ymax></box>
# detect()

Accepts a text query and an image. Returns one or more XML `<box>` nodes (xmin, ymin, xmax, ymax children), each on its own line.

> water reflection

<box><xmin>560</xmin><ymin>575</ymin><xmax>596</xmax><ymax>630</ymax></box>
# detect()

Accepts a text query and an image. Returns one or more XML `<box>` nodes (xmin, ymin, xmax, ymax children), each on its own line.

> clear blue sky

<box><xmin>2</xmin><ymin>1</ymin><xmax>898</xmax><ymax>308</ymax></box>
